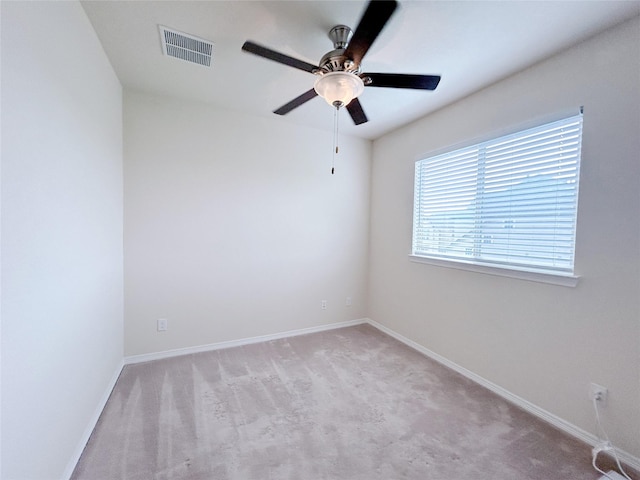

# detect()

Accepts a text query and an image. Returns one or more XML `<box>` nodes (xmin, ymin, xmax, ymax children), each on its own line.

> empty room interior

<box><xmin>2</xmin><ymin>0</ymin><xmax>640</xmax><ymax>479</ymax></box>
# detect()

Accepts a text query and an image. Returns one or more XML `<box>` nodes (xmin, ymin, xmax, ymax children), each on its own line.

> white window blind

<box><xmin>412</xmin><ymin>113</ymin><xmax>583</xmax><ymax>275</ymax></box>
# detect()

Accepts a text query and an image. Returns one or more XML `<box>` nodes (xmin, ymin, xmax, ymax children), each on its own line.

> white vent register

<box><xmin>159</xmin><ymin>25</ymin><xmax>213</xmax><ymax>67</ymax></box>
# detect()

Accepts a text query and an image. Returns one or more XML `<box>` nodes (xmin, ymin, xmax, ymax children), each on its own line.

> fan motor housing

<box><xmin>317</xmin><ymin>25</ymin><xmax>360</xmax><ymax>75</ymax></box>
<box><xmin>318</xmin><ymin>49</ymin><xmax>360</xmax><ymax>74</ymax></box>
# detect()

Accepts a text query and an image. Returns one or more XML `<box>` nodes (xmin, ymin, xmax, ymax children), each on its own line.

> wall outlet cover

<box><xmin>589</xmin><ymin>382</ymin><xmax>608</xmax><ymax>404</ymax></box>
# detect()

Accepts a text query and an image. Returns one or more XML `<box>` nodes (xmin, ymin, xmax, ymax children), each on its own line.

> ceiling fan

<box><xmin>241</xmin><ymin>0</ymin><xmax>441</xmax><ymax>126</ymax></box>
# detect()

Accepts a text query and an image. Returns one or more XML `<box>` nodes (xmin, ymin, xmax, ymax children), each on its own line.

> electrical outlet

<box><xmin>589</xmin><ymin>383</ymin><xmax>608</xmax><ymax>404</ymax></box>
<box><xmin>157</xmin><ymin>318</ymin><xmax>168</xmax><ymax>332</ymax></box>
<box><xmin>346</xmin><ymin>297</ymin><xmax>352</xmax><ymax>306</ymax></box>
<box><xmin>321</xmin><ymin>300</ymin><xmax>327</xmax><ymax>310</ymax></box>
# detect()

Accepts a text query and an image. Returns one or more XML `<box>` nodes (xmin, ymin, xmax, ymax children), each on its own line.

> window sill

<box><xmin>408</xmin><ymin>255</ymin><xmax>579</xmax><ymax>287</ymax></box>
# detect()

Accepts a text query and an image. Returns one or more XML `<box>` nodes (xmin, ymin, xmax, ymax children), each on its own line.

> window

<box><xmin>412</xmin><ymin>113</ymin><xmax>583</xmax><ymax>279</ymax></box>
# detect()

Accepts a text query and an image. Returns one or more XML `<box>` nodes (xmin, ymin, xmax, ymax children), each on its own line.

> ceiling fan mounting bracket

<box><xmin>328</xmin><ymin>25</ymin><xmax>352</xmax><ymax>49</ymax></box>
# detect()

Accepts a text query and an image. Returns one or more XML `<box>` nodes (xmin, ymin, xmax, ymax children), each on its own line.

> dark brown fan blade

<box><xmin>274</xmin><ymin>89</ymin><xmax>318</xmax><ymax>115</ymax></box>
<box><xmin>362</xmin><ymin>73</ymin><xmax>441</xmax><ymax>90</ymax></box>
<box><xmin>344</xmin><ymin>0</ymin><xmax>398</xmax><ymax>66</ymax></box>
<box><xmin>346</xmin><ymin>98</ymin><xmax>368</xmax><ymax>125</ymax></box>
<box><xmin>242</xmin><ymin>41</ymin><xmax>318</xmax><ymax>74</ymax></box>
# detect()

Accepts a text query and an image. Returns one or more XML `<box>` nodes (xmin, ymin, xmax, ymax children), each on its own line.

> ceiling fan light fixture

<box><xmin>314</xmin><ymin>72</ymin><xmax>364</xmax><ymax>108</ymax></box>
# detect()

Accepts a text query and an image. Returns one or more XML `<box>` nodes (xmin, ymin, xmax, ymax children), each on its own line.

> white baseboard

<box><xmin>600</xmin><ymin>471</ymin><xmax>628</xmax><ymax>480</ymax></box>
<box><xmin>62</xmin><ymin>359</ymin><xmax>124</xmax><ymax>480</ymax></box>
<box><xmin>364</xmin><ymin>318</ymin><xmax>640</xmax><ymax>473</ymax></box>
<box><xmin>124</xmin><ymin>318</ymin><xmax>368</xmax><ymax>365</ymax></box>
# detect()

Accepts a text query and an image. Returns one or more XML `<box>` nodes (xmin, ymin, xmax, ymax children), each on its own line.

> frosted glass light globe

<box><xmin>314</xmin><ymin>72</ymin><xmax>365</xmax><ymax>108</ymax></box>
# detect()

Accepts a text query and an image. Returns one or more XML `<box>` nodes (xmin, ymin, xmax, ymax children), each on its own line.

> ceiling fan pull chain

<box><xmin>332</xmin><ymin>105</ymin><xmax>340</xmax><ymax>175</ymax></box>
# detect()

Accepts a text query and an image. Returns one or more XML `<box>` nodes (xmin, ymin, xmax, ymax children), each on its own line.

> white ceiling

<box><xmin>81</xmin><ymin>0</ymin><xmax>640</xmax><ymax>140</ymax></box>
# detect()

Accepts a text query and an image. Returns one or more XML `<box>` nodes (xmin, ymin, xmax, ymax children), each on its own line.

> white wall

<box><xmin>124</xmin><ymin>91</ymin><xmax>371</xmax><ymax>356</ymax></box>
<box><xmin>369</xmin><ymin>16</ymin><xmax>640</xmax><ymax>459</ymax></box>
<box><xmin>1</xmin><ymin>2</ymin><xmax>124</xmax><ymax>479</ymax></box>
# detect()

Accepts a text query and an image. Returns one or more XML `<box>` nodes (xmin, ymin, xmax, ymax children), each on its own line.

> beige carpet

<box><xmin>72</xmin><ymin>324</ymin><xmax>626</xmax><ymax>479</ymax></box>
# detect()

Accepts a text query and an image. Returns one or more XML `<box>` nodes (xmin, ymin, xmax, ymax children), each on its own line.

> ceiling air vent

<box><xmin>159</xmin><ymin>25</ymin><xmax>213</xmax><ymax>67</ymax></box>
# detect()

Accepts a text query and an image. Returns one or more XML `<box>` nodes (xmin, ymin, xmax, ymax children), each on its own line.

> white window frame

<box><xmin>410</xmin><ymin>113</ymin><xmax>583</xmax><ymax>287</ymax></box>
